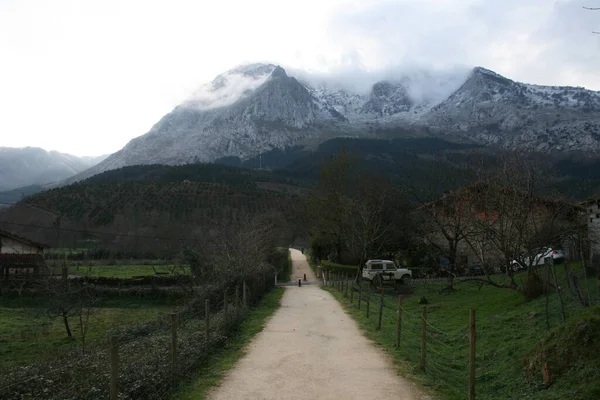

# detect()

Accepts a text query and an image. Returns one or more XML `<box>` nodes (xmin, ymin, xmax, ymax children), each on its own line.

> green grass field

<box><xmin>0</xmin><ymin>296</ymin><xmax>178</xmax><ymax>369</ymax></box>
<box><xmin>175</xmin><ymin>287</ymin><xmax>285</xmax><ymax>399</ymax></box>
<box><xmin>49</xmin><ymin>264</ymin><xmax>190</xmax><ymax>278</ymax></box>
<box><xmin>325</xmin><ymin>270</ymin><xmax>600</xmax><ymax>400</ymax></box>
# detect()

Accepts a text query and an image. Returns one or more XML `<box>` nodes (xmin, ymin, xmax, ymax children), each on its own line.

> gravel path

<box><xmin>208</xmin><ymin>249</ymin><xmax>425</xmax><ymax>400</ymax></box>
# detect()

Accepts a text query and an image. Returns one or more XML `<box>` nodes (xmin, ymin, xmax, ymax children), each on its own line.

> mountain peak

<box><xmin>185</xmin><ymin>63</ymin><xmax>279</xmax><ymax>110</ymax></box>
<box><xmin>66</xmin><ymin>63</ymin><xmax>600</xmax><ymax>184</ymax></box>
<box><xmin>271</xmin><ymin>65</ymin><xmax>287</xmax><ymax>78</ymax></box>
<box><xmin>228</xmin><ymin>63</ymin><xmax>278</xmax><ymax>78</ymax></box>
<box><xmin>470</xmin><ymin>66</ymin><xmax>513</xmax><ymax>85</ymax></box>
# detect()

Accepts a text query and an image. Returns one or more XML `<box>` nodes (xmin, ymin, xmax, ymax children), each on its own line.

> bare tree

<box><xmin>185</xmin><ymin>213</ymin><xmax>282</xmax><ymax>287</ymax></box>
<box><xmin>308</xmin><ymin>149</ymin><xmax>354</xmax><ymax>263</ymax></box>
<box><xmin>417</xmin><ymin>186</ymin><xmax>480</xmax><ymax>289</ymax></box>
<box><xmin>458</xmin><ymin>154</ymin><xmax>583</xmax><ymax>296</ymax></box>
<box><xmin>40</xmin><ymin>276</ymin><xmax>98</xmax><ymax>343</ymax></box>
<box><xmin>346</xmin><ymin>175</ymin><xmax>410</xmax><ymax>280</ymax></box>
<box><xmin>409</xmin><ymin>156</ymin><xmax>478</xmax><ymax>288</ymax></box>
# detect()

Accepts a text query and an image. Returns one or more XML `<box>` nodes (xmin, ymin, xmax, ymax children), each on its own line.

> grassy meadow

<box><xmin>0</xmin><ymin>296</ymin><xmax>179</xmax><ymax>369</ymax></box>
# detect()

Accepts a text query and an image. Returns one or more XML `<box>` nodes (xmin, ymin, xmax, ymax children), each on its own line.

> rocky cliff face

<box><xmin>73</xmin><ymin>63</ymin><xmax>600</xmax><ymax>181</ymax></box>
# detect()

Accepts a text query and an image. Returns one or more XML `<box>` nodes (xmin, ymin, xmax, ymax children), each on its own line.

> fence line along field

<box><xmin>322</xmin><ymin>265</ymin><xmax>600</xmax><ymax>400</ymax></box>
<box><xmin>0</xmin><ymin>217</ymin><xmax>290</xmax><ymax>400</ymax></box>
<box><xmin>0</xmin><ymin>296</ymin><xmax>177</xmax><ymax>369</ymax></box>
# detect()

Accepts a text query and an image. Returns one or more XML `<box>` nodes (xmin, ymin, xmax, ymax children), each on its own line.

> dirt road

<box><xmin>208</xmin><ymin>249</ymin><xmax>425</xmax><ymax>400</ymax></box>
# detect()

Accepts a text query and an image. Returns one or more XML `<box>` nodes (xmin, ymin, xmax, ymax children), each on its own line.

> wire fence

<box><xmin>322</xmin><ymin>266</ymin><xmax>600</xmax><ymax>400</ymax></box>
<box><xmin>0</xmin><ymin>273</ymin><xmax>275</xmax><ymax>400</ymax></box>
<box><xmin>322</xmin><ymin>269</ymin><xmax>474</xmax><ymax>398</ymax></box>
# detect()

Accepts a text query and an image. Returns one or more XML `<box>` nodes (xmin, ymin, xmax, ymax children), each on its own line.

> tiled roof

<box><xmin>0</xmin><ymin>228</ymin><xmax>49</xmax><ymax>249</ymax></box>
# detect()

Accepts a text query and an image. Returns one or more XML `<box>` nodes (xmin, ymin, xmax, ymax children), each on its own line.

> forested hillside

<box><xmin>0</xmin><ymin>180</ymin><xmax>306</xmax><ymax>257</ymax></box>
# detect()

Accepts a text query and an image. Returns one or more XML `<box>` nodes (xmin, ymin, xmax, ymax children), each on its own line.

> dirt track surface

<box><xmin>208</xmin><ymin>249</ymin><xmax>425</xmax><ymax>400</ymax></box>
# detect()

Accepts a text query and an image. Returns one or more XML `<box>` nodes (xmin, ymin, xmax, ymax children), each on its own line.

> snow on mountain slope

<box><xmin>427</xmin><ymin>67</ymin><xmax>600</xmax><ymax>151</ymax></box>
<box><xmin>66</xmin><ymin>63</ymin><xmax>600</xmax><ymax>183</ymax></box>
<box><xmin>66</xmin><ymin>64</ymin><xmax>322</xmax><ymax>183</ymax></box>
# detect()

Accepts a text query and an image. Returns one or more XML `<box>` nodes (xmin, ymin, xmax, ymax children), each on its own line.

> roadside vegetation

<box><xmin>0</xmin><ymin>215</ymin><xmax>285</xmax><ymax>399</ymax></box>
<box><xmin>324</xmin><ymin>268</ymin><xmax>600</xmax><ymax>400</ymax></box>
<box><xmin>270</xmin><ymin>248</ymin><xmax>292</xmax><ymax>282</ymax></box>
<box><xmin>175</xmin><ymin>287</ymin><xmax>285</xmax><ymax>399</ymax></box>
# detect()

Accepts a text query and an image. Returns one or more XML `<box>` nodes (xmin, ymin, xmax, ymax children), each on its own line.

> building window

<box><xmin>592</xmin><ymin>218</ymin><xmax>594</xmax><ymax>223</ymax></box>
<box><xmin>597</xmin><ymin>214</ymin><xmax>600</xmax><ymax>218</ymax></box>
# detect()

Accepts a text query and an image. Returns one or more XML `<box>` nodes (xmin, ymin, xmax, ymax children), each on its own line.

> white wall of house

<box><xmin>585</xmin><ymin>201</ymin><xmax>600</xmax><ymax>256</ymax></box>
<box><xmin>0</xmin><ymin>236</ymin><xmax>42</xmax><ymax>254</ymax></box>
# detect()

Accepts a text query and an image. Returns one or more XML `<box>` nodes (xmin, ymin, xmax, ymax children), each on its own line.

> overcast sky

<box><xmin>1</xmin><ymin>0</ymin><xmax>599</xmax><ymax>156</ymax></box>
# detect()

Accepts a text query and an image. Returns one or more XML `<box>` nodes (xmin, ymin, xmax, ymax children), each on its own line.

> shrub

<box><xmin>523</xmin><ymin>271</ymin><xmax>546</xmax><ymax>300</ymax></box>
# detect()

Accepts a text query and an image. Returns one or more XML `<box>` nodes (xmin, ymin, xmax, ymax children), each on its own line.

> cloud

<box><xmin>288</xmin><ymin>64</ymin><xmax>472</xmax><ymax>105</ymax></box>
<box><xmin>185</xmin><ymin>65</ymin><xmax>276</xmax><ymax>110</ymax></box>
<box><xmin>322</xmin><ymin>0</ymin><xmax>600</xmax><ymax>89</ymax></box>
<box><xmin>0</xmin><ymin>0</ymin><xmax>599</xmax><ymax>156</ymax></box>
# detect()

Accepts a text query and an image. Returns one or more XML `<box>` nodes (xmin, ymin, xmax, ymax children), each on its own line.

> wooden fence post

<box><xmin>377</xmin><ymin>288</ymin><xmax>384</xmax><ymax>330</ymax></box>
<box><xmin>469</xmin><ymin>309</ymin><xmax>476</xmax><ymax>400</ymax></box>
<box><xmin>421</xmin><ymin>306</ymin><xmax>427</xmax><ymax>370</ymax></box>
<box><xmin>235</xmin><ymin>284</ymin><xmax>240</xmax><ymax>311</ymax></box>
<box><xmin>350</xmin><ymin>281</ymin><xmax>354</xmax><ymax>303</ymax></box>
<box><xmin>109</xmin><ymin>336</ymin><xmax>119</xmax><ymax>400</ymax></box>
<box><xmin>395</xmin><ymin>296</ymin><xmax>403</xmax><ymax>348</ymax></box>
<box><xmin>170</xmin><ymin>313</ymin><xmax>178</xmax><ymax>373</ymax></box>
<box><xmin>366</xmin><ymin>289</ymin><xmax>371</xmax><ymax>318</ymax></box>
<box><xmin>243</xmin><ymin>281</ymin><xmax>247</xmax><ymax>308</ymax></box>
<box><xmin>358</xmin><ymin>283</ymin><xmax>362</xmax><ymax>309</ymax></box>
<box><xmin>205</xmin><ymin>299</ymin><xmax>210</xmax><ymax>347</ymax></box>
<box><xmin>345</xmin><ymin>275</ymin><xmax>349</xmax><ymax>298</ymax></box>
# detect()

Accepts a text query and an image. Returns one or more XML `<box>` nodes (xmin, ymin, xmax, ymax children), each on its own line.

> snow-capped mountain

<box><xmin>0</xmin><ymin>147</ymin><xmax>107</xmax><ymax>191</ymax></box>
<box><xmin>72</xmin><ymin>63</ymin><xmax>600</xmax><ymax>181</ymax></box>
<box><xmin>426</xmin><ymin>67</ymin><xmax>600</xmax><ymax>151</ymax></box>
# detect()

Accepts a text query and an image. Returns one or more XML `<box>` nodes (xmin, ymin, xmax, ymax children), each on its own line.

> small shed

<box><xmin>0</xmin><ymin>229</ymin><xmax>49</xmax><ymax>280</ymax></box>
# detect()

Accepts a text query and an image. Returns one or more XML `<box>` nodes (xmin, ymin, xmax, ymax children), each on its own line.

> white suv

<box><xmin>362</xmin><ymin>259</ymin><xmax>412</xmax><ymax>285</ymax></box>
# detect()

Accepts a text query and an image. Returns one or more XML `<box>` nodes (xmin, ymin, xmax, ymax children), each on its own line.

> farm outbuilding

<box><xmin>0</xmin><ymin>228</ymin><xmax>49</xmax><ymax>280</ymax></box>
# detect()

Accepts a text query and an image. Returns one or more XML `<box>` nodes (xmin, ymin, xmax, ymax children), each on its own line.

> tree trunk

<box><xmin>550</xmin><ymin>267</ymin><xmax>566</xmax><ymax>324</ymax></box>
<box><xmin>62</xmin><ymin>311</ymin><xmax>73</xmax><ymax>338</ymax></box>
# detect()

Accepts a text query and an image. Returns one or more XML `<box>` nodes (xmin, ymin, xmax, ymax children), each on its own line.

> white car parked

<box><xmin>510</xmin><ymin>247</ymin><xmax>565</xmax><ymax>271</ymax></box>
<box><xmin>362</xmin><ymin>259</ymin><xmax>412</xmax><ymax>285</ymax></box>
